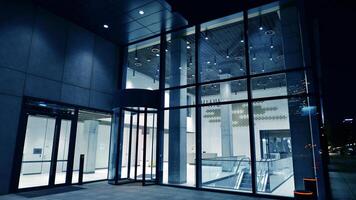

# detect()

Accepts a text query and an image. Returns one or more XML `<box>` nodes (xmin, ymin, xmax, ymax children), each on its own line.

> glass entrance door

<box><xmin>120</xmin><ymin>108</ymin><xmax>157</xmax><ymax>184</ymax></box>
<box><xmin>18</xmin><ymin>115</ymin><xmax>73</xmax><ymax>189</ymax></box>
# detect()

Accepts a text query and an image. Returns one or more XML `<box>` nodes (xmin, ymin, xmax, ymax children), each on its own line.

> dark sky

<box><xmin>318</xmin><ymin>0</ymin><xmax>356</xmax><ymax>123</ymax></box>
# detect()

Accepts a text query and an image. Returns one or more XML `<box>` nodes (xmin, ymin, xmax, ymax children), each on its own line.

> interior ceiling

<box><xmin>33</xmin><ymin>0</ymin><xmax>188</xmax><ymax>45</ymax></box>
<box><xmin>127</xmin><ymin>10</ymin><xmax>306</xmax><ymax>96</ymax></box>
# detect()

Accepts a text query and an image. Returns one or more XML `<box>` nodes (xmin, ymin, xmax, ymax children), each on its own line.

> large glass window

<box><xmin>199</xmin><ymin>12</ymin><xmax>246</xmax><ymax>83</ymax></box>
<box><xmin>166</xmin><ymin>27</ymin><xmax>196</xmax><ymax>88</ymax></box>
<box><xmin>126</xmin><ymin>37</ymin><xmax>160</xmax><ymax>90</ymax></box>
<box><xmin>201</xmin><ymin>103</ymin><xmax>251</xmax><ymax>192</ymax></box>
<box><xmin>252</xmin><ymin>97</ymin><xmax>316</xmax><ymax>197</ymax></box>
<box><xmin>163</xmin><ymin>108</ymin><xmax>196</xmax><ymax>187</ymax></box>
<box><xmin>72</xmin><ymin>110</ymin><xmax>112</xmax><ymax>183</ymax></box>
<box><xmin>248</xmin><ymin>1</ymin><xmax>304</xmax><ymax>75</ymax></box>
<box><xmin>251</xmin><ymin>71</ymin><xmax>307</xmax><ymax>99</ymax></box>
<box><xmin>201</xmin><ymin>79</ymin><xmax>248</xmax><ymax>104</ymax></box>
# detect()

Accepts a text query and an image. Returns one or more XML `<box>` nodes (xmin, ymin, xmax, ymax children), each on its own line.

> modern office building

<box><xmin>0</xmin><ymin>0</ymin><xmax>330</xmax><ymax>199</ymax></box>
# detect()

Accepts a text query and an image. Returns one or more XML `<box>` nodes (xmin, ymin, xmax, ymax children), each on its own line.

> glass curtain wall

<box><xmin>120</xmin><ymin>0</ymin><xmax>321</xmax><ymax>198</ymax></box>
<box><xmin>72</xmin><ymin>110</ymin><xmax>112</xmax><ymax>183</ymax></box>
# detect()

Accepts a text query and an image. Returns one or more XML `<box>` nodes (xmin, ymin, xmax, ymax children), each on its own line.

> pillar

<box><xmin>219</xmin><ymin>74</ymin><xmax>233</xmax><ymax>171</ymax></box>
<box><xmin>83</xmin><ymin>120</ymin><xmax>99</xmax><ymax>173</ymax></box>
<box><xmin>168</xmin><ymin>30</ymin><xmax>188</xmax><ymax>184</ymax></box>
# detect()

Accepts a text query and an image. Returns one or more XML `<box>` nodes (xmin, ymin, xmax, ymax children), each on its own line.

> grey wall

<box><xmin>0</xmin><ymin>0</ymin><xmax>119</xmax><ymax>194</ymax></box>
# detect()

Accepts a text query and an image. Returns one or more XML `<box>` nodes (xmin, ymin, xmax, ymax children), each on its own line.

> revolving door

<box><xmin>108</xmin><ymin>89</ymin><xmax>160</xmax><ymax>186</ymax></box>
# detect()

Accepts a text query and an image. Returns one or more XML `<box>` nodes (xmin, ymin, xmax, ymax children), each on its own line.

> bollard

<box><xmin>78</xmin><ymin>154</ymin><xmax>84</xmax><ymax>185</ymax></box>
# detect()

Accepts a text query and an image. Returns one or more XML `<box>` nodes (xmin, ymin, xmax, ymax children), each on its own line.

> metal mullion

<box><xmin>65</xmin><ymin>109</ymin><xmax>78</xmax><ymax>185</ymax></box>
<box><xmin>164</xmin><ymin>104</ymin><xmax>196</xmax><ymax>110</ymax></box>
<box><xmin>243</xmin><ymin>7</ymin><xmax>257</xmax><ymax>194</ymax></box>
<box><xmin>142</xmin><ymin>108</ymin><xmax>148</xmax><ymax>185</ymax></box>
<box><xmin>198</xmin><ymin>66</ymin><xmax>310</xmax><ymax>87</ymax></box>
<box><xmin>164</xmin><ymin>83</ymin><xmax>196</xmax><ymax>91</ymax></box>
<box><xmin>134</xmin><ymin>111</ymin><xmax>140</xmax><ymax>181</ymax></box>
<box><xmin>156</xmin><ymin>32</ymin><xmax>166</xmax><ymax>184</ymax></box>
<box><xmin>195</xmin><ymin>25</ymin><xmax>202</xmax><ymax>188</ymax></box>
<box><xmin>49</xmin><ymin>117</ymin><xmax>62</xmax><ymax>186</ymax></box>
<box><xmin>127</xmin><ymin>113</ymin><xmax>134</xmax><ymax>179</ymax></box>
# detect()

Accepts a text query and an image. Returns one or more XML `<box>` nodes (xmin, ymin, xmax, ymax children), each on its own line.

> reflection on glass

<box><xmin>72</xmin><ymin>110</ymin><xmax>111</xmax><ymax>183</ymax></box>
<box><xmin>251</xmin><ymin>71</ymin><xmax>306</xmax><ymax>99</ymax></box>
<box><xmin>201</xmin><ymin>103</ymin><xmax>252</xmax><ymax>192</ymax></box>
<box><xmin>19</xmin><ymin>115</ymin><xmax>56</xmax><ymax>189</ymax></box>
<box><xmin>248</xmin><ymin>1</ymin><xmax>303</xmax><ymax>74</ymax></box>
<box><xmin>166</xmin><ymin>27</ymin><xmax>196</xmax><ymax>88</ymax></box>
<box><xmin>126</xmin><ymin>37</ymin><xmax>160</xmax><ymax>90</ymax></box>
<box><xmin>201</xmin><ymin>79</ymin><xmax>247</xmax><ymax>104</ymax></box>
<box><xmin>163</xmin><ymin>108</ymin><xmax>196</xmax><ymax>187</ymax></box>
<box><xmin>200</xmin><ymin>12</ymin><xmax>246</xmax><ymax>83</ymax></box>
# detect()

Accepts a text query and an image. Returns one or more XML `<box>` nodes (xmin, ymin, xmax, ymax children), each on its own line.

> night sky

<box><xmin>317</xmin><ymin>0</ymin><xmax>356</xmax><ymax>144</ymax></box>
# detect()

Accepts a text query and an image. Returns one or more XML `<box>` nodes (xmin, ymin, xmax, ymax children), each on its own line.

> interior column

<box><xmin>83</xmin><ymin>120</ymin><xmax>99</xmax><ymax>173</ymax></box>
<box><xmin>168</xmin><ymin>30</ymin><xmax>188</xmax><ymax>184</ymax></box>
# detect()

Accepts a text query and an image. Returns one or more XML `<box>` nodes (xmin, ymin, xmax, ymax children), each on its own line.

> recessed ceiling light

<box><xmin>156</xmin><ymin>53</ymin><xmax>160</xmax><ymax>57</ymax></box>
<box><xmin>205</xmin><ymin>36</ymin><xmax>209</xmax><ymax>40</ymax></box>
<box><xmin>186</xmin><ymin>45</ymin><xmax>191</xmax><ymax>49</ymax></box>
<box><xmin>103</xmin><ymin>24</ymin><xmax>109</xmax><ymax>29</ymax></box>
<box><xmin>240</xmin><ymin>39</ymin><xmax>244</xmax><ymax>43</ymax></box>
<box><xmin>259</xmin><ymin>26</ymin><xmax>263</xmax><ymax>31</ymax></box>
<box><xmin>139</xmin><ymin>10</ymin><xmax>144</xmax><ymax>15</ymax></box>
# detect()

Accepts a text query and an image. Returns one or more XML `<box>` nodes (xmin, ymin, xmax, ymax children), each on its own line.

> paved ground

<box><xmin>0</xmin><ymin>182</ymin><xmax>274</xmax><ymax>200</ymax></box>
<box><xmin>329</xmin><ymin>155</ymin><xmax>356</xmax><ymax>200</ymax></box>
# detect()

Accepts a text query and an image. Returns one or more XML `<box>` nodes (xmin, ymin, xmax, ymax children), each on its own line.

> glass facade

<box><xmin>111</xmin><ymin>0</ymin><xmax>323</xmax><ymax>198</ymax></box>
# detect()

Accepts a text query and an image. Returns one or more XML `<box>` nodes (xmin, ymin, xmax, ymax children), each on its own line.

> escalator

<box><xmin>238</xmin><ymin>171</ymin><xmax>252</xmax><ymax>191</ymax></box>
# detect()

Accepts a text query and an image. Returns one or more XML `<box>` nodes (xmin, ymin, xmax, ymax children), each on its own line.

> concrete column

<box><xmin>219</xmin><ymin>74</ymin><xmax>233</xmax><ymax>171</ymax></box>
<box><xmin>168</xmin><ymin>30</ymin><xmax>188</xmax><ymax>184</ymax></box>
<box><xmin>280</xmin><ymin>4</ymin><xmax>315</xmax><ymax>190</ymax></box>
<box><xmin>84</xmin><ymin>120</ymin><xmax>99</xmax><ymax>173</ymax></box>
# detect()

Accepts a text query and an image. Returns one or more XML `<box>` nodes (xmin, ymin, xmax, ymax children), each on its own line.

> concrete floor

<box><xmin>0</xmin><ymin>182</ymin><xmax>274</xmax><ymax>200</ymax></box>
<box><xmin>329</xmin><ymin>155</ymin><xmax>356</xmax><ymax>200</ymax></box>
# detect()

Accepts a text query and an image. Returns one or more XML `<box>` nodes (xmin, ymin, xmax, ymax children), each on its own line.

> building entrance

<box><xmin>121</xmin><ymin>108</ymin><xmax>157</xmax><ymax>184</ymax></box>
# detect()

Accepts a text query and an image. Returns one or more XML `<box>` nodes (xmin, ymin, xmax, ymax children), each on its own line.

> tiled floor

<box><xmin>0</xmin><ymin>182</ymin><xmax>274</xmax><ymax>200</ymax></box>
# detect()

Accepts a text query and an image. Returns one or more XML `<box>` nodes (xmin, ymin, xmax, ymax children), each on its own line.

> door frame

<box><xmin>12</xmin><ymin>109</ymin><xmax>76</xmax><ymax>192</ymax></box>
<box><xmin>10</xmin><ymin>97</ymin><xmax>112</xmax><ymax>193</ymax></box>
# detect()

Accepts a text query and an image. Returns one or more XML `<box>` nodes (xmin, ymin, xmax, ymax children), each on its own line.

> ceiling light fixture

<box><xmin>156</xmin><ymin>53</ymin><xmax>160</xmax><ymax>57</ymax></box>
<box><xmin>270</xmin><ymin>37</ymin><xmax>274</xmax><ymax>48</ymax></box>
<box><xmin>226</xmin><ymin>48</ymin><xmax>230</xmax><ymax>59</ymax></box>
<box><xmin>134</xmin><ymin>47</ymin><xmax>138</xmax><ymax>60</ymax></box>
<box><xmin>204</xmin><ymin>29</ymin><xmax>209</xmax><ymax>40</ymax></box>
<box><xmin>207</xmin><ymin>61</ymin><xmax>210</xmax><ymax>64</ymax></box>
<box><xmin>139</xmin><ymin>10</ymin><xmax>144</xmax><ymax>15</ymax></box>
<box><xmin>103</xmin><ymin>24</ymin><xmax>109</xmax><ymax>29</ymax></box>
<box><xmin>187</xmin><ymin>45</ymin><xmax>191</xmax><ymax>49</ymax></box>
<box><xmin>259</xmin><ymin>10</ymin><xmax>263</xmax><ymax>31</ymax></box>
